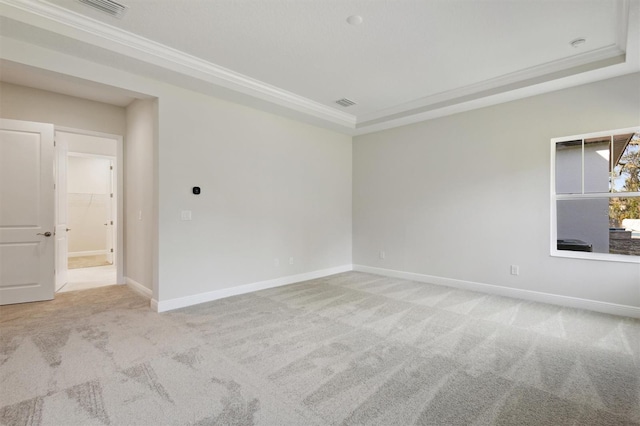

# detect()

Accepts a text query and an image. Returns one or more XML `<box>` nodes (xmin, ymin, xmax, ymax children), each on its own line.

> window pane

<box><xmin>557</xmin><ymin>197</ymin><xmax>640</xmax><ymax>256</ymax></box>
<box><xmin>584</xmin><ymin>138</ymin><xmax>610</xmax><ymax>193</ymax></box>
<box><xmin>555</xmin><ymin>140</ymin><xmax>582</xmax><ymax>194</ymax></box>
<box><xmin>610</xmin><ymin>197</ymin><xmax>640</xmax><ymax>256</ymax></box>
<box><xmin>612</xmin><ymin>133</ymin><xmax>640</xmax><ymax>193</ymax></box>
<box><xmin>557</xmin><ymin>199</ymin><xmax>609</xmax><ymax>253</ymax></box>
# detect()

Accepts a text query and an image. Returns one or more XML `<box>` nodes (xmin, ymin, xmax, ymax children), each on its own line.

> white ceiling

<box><xmin>0</xmin><ymin>0</ymin><xmax>638</xmax><ymax>134</ymax></box>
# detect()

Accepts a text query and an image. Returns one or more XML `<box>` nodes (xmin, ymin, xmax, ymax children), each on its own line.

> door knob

<box><xmin>37</xmin><ymin>232</ymin><xmax>52</xmax><ymax>237</ymax></box>
<box><xmin>66</xmin><ymin>228</ymin><xmax>72</xmax><ymax>232</ymax></box>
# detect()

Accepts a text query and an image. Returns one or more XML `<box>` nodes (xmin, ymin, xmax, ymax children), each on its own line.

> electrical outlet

<box><xmin>289</xmin><ymin>257</ymin><xmax>294</xmax><ymax>265</ymax></box>
<box><xmin>138</xmin><ymin>210</ymin><xmax>142</xmax><ymax>221</ymax></box>
<box><xmin>379</xmin><ymin>251</ymin><xmax>385</xmax><ymax>260</ymax></box>
<box><xmin>510</xmin><ymin>265</ymin><xmax>519</xmax><ymax>276</ymax></box>
<box><xmin>181</xmin><ymin>210</ymin><xmax>192</xmax><ymax>221</ymax></box>
<box><xmin>274</xmin><ymin>258</ymin><xmax>280</xmax><ymax>267</ymax></box>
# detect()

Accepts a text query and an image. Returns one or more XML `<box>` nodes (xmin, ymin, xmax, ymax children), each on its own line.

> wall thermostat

<box><xmin>192</xmin><ymin>187</ymin><xmax>201</xmax><ymax>195</ymax></box>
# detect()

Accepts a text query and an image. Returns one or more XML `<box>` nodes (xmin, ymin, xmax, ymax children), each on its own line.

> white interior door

<box><xmin>54</xmin><ymin>132</ymin><xmax>68</xmax><ymax>291</ymax></box>
<box><xmin>0</xmin><ymin>119</ymin><xmax>55</xmax><ymax>305</ymax></box>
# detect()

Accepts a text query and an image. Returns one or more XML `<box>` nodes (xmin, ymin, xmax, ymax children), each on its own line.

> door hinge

<box><xmin>110</xmin><ymin>220</ymin><xmax>114</xmax><ymax>225</ymax></box>
<box><xmin>110</xmin><ymin>165</ymin><xmax>113</xmax><ymax>170</ymax></box>
<box><xmin>110</xmin><ymin>248</ymin><xmax>114</xmax><ymax>253</ymax></box>
<box><xmin>110</xmin><ymin>193</ymin><xmax>113</xmax><ymax>198</ymax></box>
<box><xmin>54</xmin><ymin>140</ymin><xmax>56</xmax><ymax>147</ymax></box>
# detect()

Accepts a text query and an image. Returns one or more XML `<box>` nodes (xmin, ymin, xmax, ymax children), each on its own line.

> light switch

<box><xmin>181</xmin><ymin>210</ymin><xmax>192</xmax><ymax>221</ymax></box>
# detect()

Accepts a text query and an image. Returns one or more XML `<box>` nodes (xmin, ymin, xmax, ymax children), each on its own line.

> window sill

<box><xmin>550</xmin><ymin>249</ymin><xmax>640</xmax><ymax>263</ymax></box>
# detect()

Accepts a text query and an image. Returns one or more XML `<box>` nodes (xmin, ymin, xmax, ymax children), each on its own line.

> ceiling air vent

<box><xmin>78</xmin><ymin>0</ymin><xmax>128</xmax><ymax>18</ymax></box>
<box><xmin>335</xmin><ymin>98</ymin><xmax>356</xmax><ymax>107</ymax></box>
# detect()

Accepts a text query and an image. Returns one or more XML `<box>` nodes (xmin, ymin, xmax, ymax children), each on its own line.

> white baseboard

<box><xmin>68</xmin><ymin>250</ymin><xmax>108</xmax><ymax>258</ymax></box>
<box><xmin>353</xmin><ymin>264</ymin><xmax>640</xmax><ymax>319</ymax></box>
<box><xmin>125</xmin><ymin>276</ymin><xmax>152</xmax><ymax>299</ymax></box>
<box><xmin>154</xmin><ymin>264</ymin><xmax>353</xmax><ymax>313</ymax></box>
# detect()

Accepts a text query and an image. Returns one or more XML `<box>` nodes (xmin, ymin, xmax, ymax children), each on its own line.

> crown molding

<box><xmin>357</xmin><ymin>45</ymin><xmax>625</xmax><ymax>125</ymax></box>
<box><xmin>0</xmin><ymin>0</ymin><xmax>357</xmax><ymax>128</ymax></box>
<box><xmin>351</xmin><ymin>62</ymin><xmax>638</xmax><ymax>136</ymax></box>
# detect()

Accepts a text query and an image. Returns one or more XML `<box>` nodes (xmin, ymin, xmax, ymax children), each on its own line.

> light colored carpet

<box><xmin>1</xmin><ymin>272</ymin><xmax>638</xmax><ymax>425</ymax></box>
<box><xmin>68</xmin><ymin>255</ymin><xmax>112</xmax><ymax>270</ymax></box>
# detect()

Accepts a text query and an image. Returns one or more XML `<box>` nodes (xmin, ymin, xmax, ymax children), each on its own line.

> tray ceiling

<box><xmin>0</xmin><ymin>0</ymin><xmax>638</xmax><ymax>134</ymax></box>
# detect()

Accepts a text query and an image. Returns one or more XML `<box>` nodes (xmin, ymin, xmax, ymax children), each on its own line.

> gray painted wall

<box><xmin>4</xmin><ymin>39</ymin><xmax>637</xmax><ymax>309</ymax></box>
<box><xmin>157</xmin><ymin>89</ymin><xmax>353</xmax><ymax>300</ymax></box>
<box><xmin>353</xmin><ymin>72</ymin><xmax>640</xmax><ymax>307</ymax></box>
<box><xmin>125</xmin><ymin>99</ymin><xmax>157</xmax><ymax>291</ymax></box>
<box><xmin>0</xmin><ymin>82</ymin><xmax>126</xmax><ymax>136</ymax></box>
<box><xmin>0</xmin><ymin>52</ymin><xmax>353</xmax><ymax>304</ymax></box>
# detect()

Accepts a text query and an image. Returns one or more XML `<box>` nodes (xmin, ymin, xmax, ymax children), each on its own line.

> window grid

<box><xmin>551</xmin><ymin>126</ymin><xmax>640</xmax><ymax>263</ymax></box>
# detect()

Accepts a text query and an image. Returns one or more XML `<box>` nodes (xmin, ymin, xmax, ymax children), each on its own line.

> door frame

<box><xmin>55</xmin><ymin>127</ymin><xmax>124</xmax><ymax>286</ymax></box>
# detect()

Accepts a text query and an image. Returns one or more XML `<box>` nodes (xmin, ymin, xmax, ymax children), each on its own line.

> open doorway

<box><xmin>55</xmin><ymin>130</ymin><xmax>123</xmax><ymax>293</ymax></box>
<box><xmin>62</xmin><ymin>153</ymin><xmax>116</xmax><ymax>291</ymax></box>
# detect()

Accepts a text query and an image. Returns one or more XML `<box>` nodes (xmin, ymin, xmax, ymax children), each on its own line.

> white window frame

<box><xmin>550</xmin><ymin>126</ymin><xmax>640</xmax><ymax>263</ymax></box>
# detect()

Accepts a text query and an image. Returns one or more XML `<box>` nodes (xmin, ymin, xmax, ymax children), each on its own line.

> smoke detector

<box><xmin>347</xmin><ymin>15</ymin><xmax>363</xmax><ymax>26</ymax></box>
<box><xmin>78</xmin><ymin>0</ymin><xmax>128</xmax><ymax>18</ymax></box>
